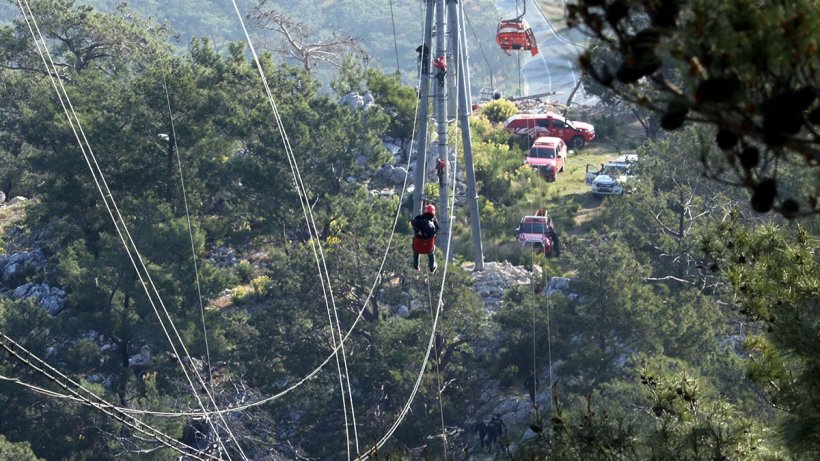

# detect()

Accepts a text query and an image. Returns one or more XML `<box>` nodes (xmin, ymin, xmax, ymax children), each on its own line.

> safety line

<box><xmin>16</xmin><ymin>2</ymin><xmax>243</xmax><ymax>458</ymax></box>
<box><xmin>227</xmin><ymin>1</ymin><xmax>359</xmax><ymax>456</ymax></box>
<box><xmin>355</xmin><ymin>90</ymin><xmax>461</xmax><ymax>460</ymax></box>
<box><xmin>108</xmin><ymin>0</ymin><xmax>434</xmax><ymax>422</ymax></box>
<box><xmin>0</xmin><ymin>332</ymin><xmax>218</xmax><ymax>460</ymax></box>
<box><xmin>531</xmin><ymin>246</ymin><xmax>538</xmax><ymax>405</ymax></box>
<box><xmin>161</xmin><ymin>73</ymin><xmax>213</xmax><ymax>387</ymax></box>
<box><xmin>426</xmin><ymin>253</ymin><xmax>447</xmax><ymax>459</ymax></box>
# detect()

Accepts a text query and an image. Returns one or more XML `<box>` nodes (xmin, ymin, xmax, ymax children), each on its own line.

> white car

<box><xmin>585</xmin><ymin>155</ymin><xmax>638</xmax><ymax>196</ymax></box>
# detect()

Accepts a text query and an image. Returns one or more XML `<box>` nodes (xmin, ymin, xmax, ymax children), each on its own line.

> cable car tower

<box><xmin>413</xmin><ymin>0</ymin><xmax>484</xmax><ymax>271</ymax></box>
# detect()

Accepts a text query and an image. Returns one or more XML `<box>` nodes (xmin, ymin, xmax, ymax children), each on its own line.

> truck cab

<box><xmin>526</xmin><ymin>136</ymin><xmax>567</xmax><ymax>181</ymax></box>
<box><xmin>516</xmin><ymin>215</ymin><xmax>554</xmax><ymax>254</ymax></box>
<box><xmin>504</xmin><ymin>111</ymin><xmax>595</xmax><ymax>148</ymax></box>
<box><xmin>585</xmin><ymin>155</ymin><xmax>638</xmax><ymax>196</ymax></box>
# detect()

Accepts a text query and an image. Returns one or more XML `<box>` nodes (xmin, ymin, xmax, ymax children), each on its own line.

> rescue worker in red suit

<box><xmin>411</xmin><ymin>204</ymin><xmax>440</xmax><ymax>273</ymax></box>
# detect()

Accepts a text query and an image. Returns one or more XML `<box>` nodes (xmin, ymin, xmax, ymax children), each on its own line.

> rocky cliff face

<box><xmin>464</xmin><ymin>261</ymin><xmax>541</xmax><ymax>314</ymax></box>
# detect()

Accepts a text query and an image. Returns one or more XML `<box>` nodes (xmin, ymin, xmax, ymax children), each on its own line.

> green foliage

<box><xmin>330</xmin><ymin>54</ymin><xmax>367</xmax><ymax>96</ymax></box>
<box><xmin>365</xmin><ymin>69</ymin><xmax>418</xmax><ymax>139</ymax></box>
<box><xmin>470</xmin><ymin>114</ymin><xmax>512</xmax><ymax>146</ymax></box>
<box><xmin>527</xmin><ymin>357</ymin><xmax>780</xmax><ymax>460</ymax></box>
<box><xmin>0</xmin><ymin>1</ymin><xmax>812</xmax><ymax>459</ymax></box>
<box><xmin>480</xmin><ymin>98</ymin><xmax>517</xmax><ymax>124</ymax></box>
<box><xmin>703</xmin><ymin>217</ymin><xmax>820</xmax><ymax>456</ymax></box>
<box><xmin>234</xmin><ymin>260</ymin><xmax>254</xmax><ymax>283</ymax></box>
<box><xmin>588</xmin><ymin>114</ymin><xmax>617</xmax><ymax>139</ymax></box>
<box><xmin>0</xmin><ymin>435</ymin><xmax>43</xmax><ymax>461</ymax></box>
<box><xmin>570</xmin><ymin>0</ymin><xmax>820</xmax><ymax>217</ymax></box>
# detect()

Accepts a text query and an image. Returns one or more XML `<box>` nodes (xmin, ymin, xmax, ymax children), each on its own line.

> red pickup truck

<box><xmin>504</xmin><ymin>111</ymin><xmax>596</xmax><ymax>148</ymax></box>
<box><xmin>525</xmin><ymin>136</ymin><xmax>567</xmax><ymax>181</ymax></box>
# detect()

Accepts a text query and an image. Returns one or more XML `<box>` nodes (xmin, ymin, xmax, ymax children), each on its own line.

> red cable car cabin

<box><xmin>496</xmin><ymin>18</ymin><xmax>538</xmax><ymax>56</ymax></box>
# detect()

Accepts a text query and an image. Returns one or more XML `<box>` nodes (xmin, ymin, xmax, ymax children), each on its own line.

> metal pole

<box><xmin>435</xmin><ymin>0</ymin><xmax>450</xmax><ymax>260</ymax></box>
<box><xmin>446</xmin><ymin>0</ymin><xmax>458</xmax><ymax>120</ymax></box>
<box><xmin>457</xmin><ymin>1</ymin><xmax>473</xmax><ymax>110</ymax></box>
<box><xmin>456</xmin><ymin>2</ymin><xmax>484</xmax><ymax>271</ymax></box>
<box><xmin>413</xmin><ymin>0</ymin><xmax>435</xmax><ymax>215</ymax></box>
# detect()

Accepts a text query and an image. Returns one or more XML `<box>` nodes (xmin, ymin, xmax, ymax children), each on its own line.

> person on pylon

<box><xmin>411</xmin><ymin>203</ymin><xmax>440</xmax><ymax>273</ymax></box>
<box><xmin>436</xmin><ymin>159</ymin><xmax>447</xmax><ymax>187</ymax></box>
<box><xmin>432</xmin><ymin>55</ymin><xmax>446</xmax><ymax>86</ymax></box>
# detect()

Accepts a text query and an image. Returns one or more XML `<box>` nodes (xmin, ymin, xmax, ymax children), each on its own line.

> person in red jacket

<box><xmin>411</xmin><ymin>204</ymin><xmax>440</xmax><ymax>273</ymax></box>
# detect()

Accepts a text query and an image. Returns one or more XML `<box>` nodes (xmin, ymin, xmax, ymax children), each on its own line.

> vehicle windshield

<box><xmin>519</xmin><ymin>222</ymin><xmax>546</xmax><ymax>234</ymax></box>
<box><xmin>601</xmin><ymin>165</ymin><xmax>629</xmax><ymax>176</ymax></box>
<box><xmin>529</xmin><ymin>147</ymin><xmax>556</xmax><ymax>159</ymax></box>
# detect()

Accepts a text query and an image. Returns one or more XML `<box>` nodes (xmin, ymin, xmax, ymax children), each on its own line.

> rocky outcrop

<box><xmin>338</xmin><ymin>91</ymin><xmax>376</xmax><ymax>111</ymax></box>
<box><xmin>11</xmin><ymin>282</ymin><xmax>66</xmax><ymax>315</ymax></box>
<box><xmin>0</xmin><ymin>250</ymin><xmax>47</xmax><ymax>281</ymax></box>
<box><xmin>207</xmin><ymin>246</ymin><xmax>238</xmax><ymax>268</ymax></box>
<box><xmin>464</xmin><ymin>261</ymin><xmax>541</xmax><ymax>314</ymax></box>
<box><xmin>128</xmin><ymin>346</ymin><xmax>151</xmax><ymax>373</ymax></box>
<box><xmin>544</xmin><ymin>276</ymin><xmax>584</xmax><ymax>303</ymax></box>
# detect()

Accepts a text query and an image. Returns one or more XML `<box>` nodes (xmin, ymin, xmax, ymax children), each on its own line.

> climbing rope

<box><xmin>356</xmin><ymin>131</ymin><xmax>459</xmax><ymax>461</ymax></box>
<box><xmin>425</xmin><ymin>271</ymin><xmax>448</xmax><ymax>459</ymax></box>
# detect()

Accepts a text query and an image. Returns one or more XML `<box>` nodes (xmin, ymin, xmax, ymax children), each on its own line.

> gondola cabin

<box><xmin>496</xmin><ymin>18</ymin><xmax>539</xmax><ymax>56</ymax></box>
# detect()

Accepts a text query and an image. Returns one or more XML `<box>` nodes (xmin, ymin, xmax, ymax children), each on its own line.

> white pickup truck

<box><xmin>585</xmin><ymin>154</ymin><xmax>639</xmax><ymax>196</ymax></box>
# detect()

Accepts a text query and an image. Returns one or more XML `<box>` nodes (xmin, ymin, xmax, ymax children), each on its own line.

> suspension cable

<box><xmin>228</xmin><ymin>1</ymin><xmax>361</xmax><ymax>455</ymax></box>
<box><xmin>112</xmin><ymin>0</ymin><xmax>434</xmax><ymax>423</ymax></box>
<box><xmin>355</xmin><ymin>103</ymin><xmax>460</xmax><ymax>461</ymax></box>
<box><xmin>16</xmin><ymin>2</ymin><xmax>243</xmax><ymax>458</ymax></box>
<box><xmin>0</xmin><ymin>332</ymin><xmax>218</xmax><ymax>460</ymax></box>
<box><xmin>388</xmin><ymin>0</ymin><xmax>401</xmax><ymax>75</ymax></box>
<box><xmin>462</xmin><ymin>9</ymin><xmax>494</xmax><ymax>92</ymax></box>
<box><xmin>161</xmin><ymin>73</ymin><xmax>213</xmax><ymax>388</ymax></box>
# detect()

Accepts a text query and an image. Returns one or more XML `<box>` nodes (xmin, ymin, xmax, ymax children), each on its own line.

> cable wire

<box><xmin>462</xmin><ymin>8</ymin><xmax>494</xmax><ymax>92</ymax></box>
<box><xmin>388</xmin><ymin>0</ymin><xmax>401</xmax><ymax>76</ymax></box>
<box><xmin>355</xmin><ymin>95</ymin><xmax>461</xmax><ymax>461</ymax></box>
<box><xmin>112</xmin><ymin>2</ymin><xmax>434</xmax><ymax>421</ymax></box>
<box><xmin>0</xmin><ymin>332</ymin><xmax>218</xmax><ymax>460</ymax></box>
<box><xmin>15</xmin><ymin>2</ymin><xmax>244</xmax><ymax>458</ymax></box>
<box><xmin>227</xmin><ymin>1</ymin><xmax>361</xmax><ymax>456</ymax></box>
<box><xmin>161</xmin><ymin>73</ymin><xmax>213</xmax><ymax>387</ymax></box>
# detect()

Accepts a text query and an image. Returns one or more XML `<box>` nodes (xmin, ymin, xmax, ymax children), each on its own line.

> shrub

<box><xmin>235</xmin><ymin>261</ymin><xmax>254</xmax><ymax>283</ymax></box>
<box><xmin>590</xmin><ymin>114</ymin><xmax>618</xmax><ymax>139</ymax></box>
<box><xmin>231</xmin><ymin>285</ymin><xmax>251</xmax><ymax>304</ymax></box>
<box><xmin>250</xmin><ymin>275</ymin><xmax>272</xmax><ymax>298</ymax></box>
<box><xmin>481</xmin><ymin>99</ymin><xmax>518</xmax><ymax>124</ymax></box>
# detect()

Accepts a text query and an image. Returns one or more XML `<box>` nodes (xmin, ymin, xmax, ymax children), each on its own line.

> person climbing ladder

<box><xmin>411</xmin><ymin>204</ymin><xmax>439</xmax><ymax>273</ymax></box>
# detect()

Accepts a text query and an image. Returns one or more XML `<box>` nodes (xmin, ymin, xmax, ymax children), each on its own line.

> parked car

<box><xmin>585</xmin><ymin>154</ymin><xmax>639</xmax><ymax>196</ymax></box>
<box><xmin>516</xmin><ymin>215</ymin><xmax>555</xmax><ymax>255</ymax></box>
<box><xmin>503</xmin><ymin>111</ymin><xmax>595</xmax><ymax>148</ymax></box>
<box><xmin>525</xmin><ymin>136</ymin><xmax>567</xmax><ymax>181</ymax></box>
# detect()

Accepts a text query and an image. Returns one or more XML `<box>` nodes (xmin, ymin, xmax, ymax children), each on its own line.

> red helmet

<box><xmin>423</xmin><ymin>204</ymin><xmax>436</xmax><ymax>216</ymax></box>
